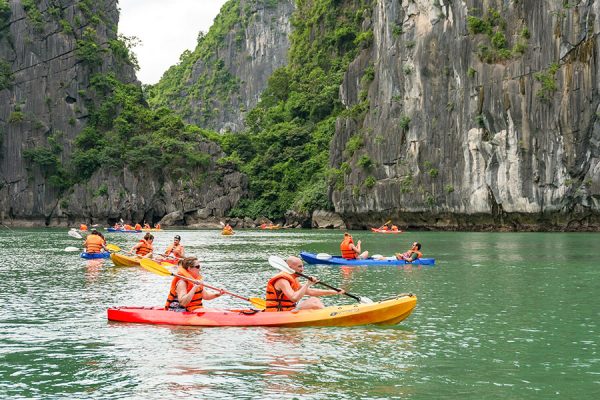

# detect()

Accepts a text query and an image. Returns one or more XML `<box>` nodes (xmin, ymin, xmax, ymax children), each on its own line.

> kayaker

<box><xmin>165</xmin><ymin>257</ymin><xmax>224</xmax><ymax>312</ymax></box>
<box><xmin>396</xmin><ymin>242</ymin><xmax>422</xmax><ymax>262</ymax></box>
<box><xmin>340</xmin><ymin>232</ymin><xmax>369</xmax><ymax>259</ymax></box>
<box><xmin>79</xmin><ymin>224</ymin><xmax>88</xmax><ymax>231</ymax></box>
<box><xmin>83</xmin><ymin>229</ymin><xmax>106</xmax><ymax>253</ymax></box>
<box><xmin>143</xmin><ymin>223</ymin><xmax>151</xmax><ymax>229</ymax></box>
<box><xmin>162</xmin><ymin>235</ymin><xmax>185</xmax><ymax>260</ymax></box>
<box><xmin>131</xmin><ymin>233</ymin><xmax>154</xmax><ymax>258</ymax></box>
<box><xmin>222</xmin><ymin>224</ymin><xmax>234</xmax><ymax>234</ymax></box>
<box><xmin>134</xmin><ymin>223</ymin><xmax>142</xmax><ymax>230</ymax></box>
<box><xmin>265</xmin><ymin>256</ymin><xmax>344</xmax><ymax>312</ymax></box>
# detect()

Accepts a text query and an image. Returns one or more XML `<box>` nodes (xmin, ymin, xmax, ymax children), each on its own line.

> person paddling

<box><xmin>162</xmin><ymin>235</ymin><xmax>185</xmax><ymax>261</ymax></box>
<box><xmin>396</xmin><ymin>242</ymin><xmax>422</xmax><ymax>262</ymax></box>
<box><xmin>165</xmin><ymin>257</ymin><xmax>224</xmax><ymax>312</ymax></box>
<box><xmin>131</xmin><ymin>233</ymin><xmax>154</xmax><ymax>258</ymax></box>
<box><xmin>265</xmin><ymin>256</ymin><xmax>344</xmax><ymax>312</ymax></box>
<box><xmin>83</xmin><ymin>229</ymin><xmax>106</xmax><ymax>253</ymax></box>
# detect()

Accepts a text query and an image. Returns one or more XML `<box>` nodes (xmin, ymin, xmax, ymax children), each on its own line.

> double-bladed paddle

<box><xmin>139</xmin><ymin>258</ymin><xmax>266</xmax><ymax>310</ymax></box>
<box><xmin>267</xmin><ymin>255</ymin><xmax>373</xmax><ymax>304</ymax></box>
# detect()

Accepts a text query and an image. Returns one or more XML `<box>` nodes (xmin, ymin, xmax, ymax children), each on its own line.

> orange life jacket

<box><xmin>165</xmin><ymin>267</ymin><xmax>203</xmax><ymax>311</ymax></box>
<box><xmin>135</xmin><ymin>239</ymin><xmax>153</xmax><ymax>256</ymax></box>
<box><xmin>265</xmin><ymin>273</ymin><xmax>300</xmax><ymax>312</ymax></box>
<box><xmin>84</xmin><ymin>234</ymin><xmax>104</xmax><ymax>253</ymax></box>
<box><xmin>340</xmin><ymin>237</ymin><xmax>356</xmax><ymax>259</ymax></box>
<box><xmin>391</xmin><ymin>225</ymin><xmax>398</xmax><ymax>231</ymax></box>
<box><xmin>134</xmin><ymin>223</ymin><xmax>142</xmax><ymax>230</ymax></box>
<box><xmin>165</xmin><ymin>243</ymin><xmax>184</xmax><ymax>258</ymax></box>
<box><xmin>79</xmin><ymin>224</ymin><xmax>88</xmax><ymax>231</ymax></box>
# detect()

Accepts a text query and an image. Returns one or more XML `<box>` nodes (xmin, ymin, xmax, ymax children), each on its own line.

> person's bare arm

<box><xmin>306</xmin><ymin>288</ymin><xmax>344</xmax><ymax>296</ymax></box>
<box><xmin>274</xmin><ymin>279</ymin><xmax>314</xmax><ymax>302</ymax></box>
<box><xmin>176</xmin><ymin>280</ymin><xmax>200</xmax><ymax>306</ymax></box>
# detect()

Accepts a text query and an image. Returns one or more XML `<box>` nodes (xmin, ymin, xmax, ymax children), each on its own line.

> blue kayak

<box><xmin>300</xmin><ymin>251</ymin><xmax>435</xmax><ymax>266</ymax></box>
<box><xmin>80</xmin><ymin>251</ymin><xmax>111</xmax><ymax>259</ymax></box>
<box><xmin>106</xmin><ymin>228</ymin><xmax>142</xmax><ymax>233</ymax></box>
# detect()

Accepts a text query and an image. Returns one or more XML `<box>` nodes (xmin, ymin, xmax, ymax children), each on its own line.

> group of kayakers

<box><xmin>79</xmin><ymin>222</ymin><xmax>161</xmax><ymax>231</ymax></box>
<box><xmin>81</xmin><ymin>223</ymin><xmax>422</xmax><ymax>314</ymax></box>
<box><xmin>130</xmin><ymin>233</ymin><xmax>185</xmax><ymax>262</ymax></box>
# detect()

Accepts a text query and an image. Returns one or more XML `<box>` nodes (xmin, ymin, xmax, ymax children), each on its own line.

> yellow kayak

<box><xmin>110</xmin><ymin>253</ymin><xmax>176</xmax><ymax>268</ymax></box>
<box><xmin>110</xmin><ymin>253</ymin><xmax>142</xmax><ymax>267</ymax></box>
<box><xmin>221</xmin><ymin>230</ymin><xmax>234</xmax><ymax>235</ymax></box>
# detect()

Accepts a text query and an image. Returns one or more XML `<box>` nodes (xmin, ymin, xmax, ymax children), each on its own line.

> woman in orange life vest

<box><xmin>396</xmin><ymin>242</ymin><xmax>423</xmax><ymax>262</ymax></box>
<box><xmin>83</xmin><ymin>229</ymin><xmax>106</xmax><ymax>253</ymax></box>
<box><xmin>134</xmin><ymin>223</ymin><xmax>142</xmax><ymax>230</ymax></box>
<box><xmin>162</xmin><ymin>235</ymin><xmax>185</xmax><ymax>260</ymax></box>
<box><xmin>131</xmin><ymin>233</ymin><xmax>154</xmax><ymax>258</ymax></box>
<box><xmin>265</xmin><ymin>256</ymin><xmax>344</xmax><ymax>312</ymax></box>
<box><xmin>340</xmin><ymin>232</ymin><xmax>369</xmax><ymax>260</ymax></box>
<box><xmin>165</xmin><ymin>257</ymin><xmax>224</xmax><ymax>312</ymax></box>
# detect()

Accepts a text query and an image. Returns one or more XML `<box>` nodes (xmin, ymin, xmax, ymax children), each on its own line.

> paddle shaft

<box><xmin>295</xmin><ymin>271</ymin><xmax>361</xmax><ymax>302</ymax></box>
<box><xmin>171</xmin><ymin>272</ymin><xmax>252</xmax><ymax>302</ymax></box>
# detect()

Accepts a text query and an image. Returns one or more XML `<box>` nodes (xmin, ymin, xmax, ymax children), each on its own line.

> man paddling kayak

<box><xmin>159</xmin><ymin>235</ymin><xmax>185</xmax><ymax>263</ymax></box>
<box><xmin>265</xmin><ymin>256</ymin><xmax>344</xmax><ymax>312</ymax></box>
<box><xmin>165</xmin><ymin>257</ymin><xmax>224</xmax><ymax>312</ymax></box>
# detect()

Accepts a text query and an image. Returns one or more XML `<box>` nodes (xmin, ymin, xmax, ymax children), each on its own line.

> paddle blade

<box><xmin>359</xmin><ymin>297</ymin><xmax>374</xmax><ymax>304</ymax></box>
<box><xmin>65</xmin><ymin>246</ymin><xmax>80</xmax><ymax>252</ymax></box>
<box><xmin>140</xmin><ymin>258</ymin><xmax>172</xmax><ymax>277</ymax></box>
<box><xmin>106</xmin><ymin>243</ymin><xmax>121</xmax><ymax>252</ymax></box>
<box><xmin>316</xmin><ymin>253</ymin><xmax>332</xmax><ymax>260</ymax></box>
<box><xmin>249</xmin><ymin>297</ymin><xmax>266</xmax><ymax>310</ymax></box>
<box><xmin>68</xmin><ymin>229</ymin><xmax>82</xmax><ymax>239</ymax></box>
<box><xmin>219</xmin><ymin>221</ymin><xmax>225</xmax><ymax>227</ymax></box>
<box><xmin>268</xmin><ymin>255</ymin><xmax>293</xmax><ymax>274</ymax></box>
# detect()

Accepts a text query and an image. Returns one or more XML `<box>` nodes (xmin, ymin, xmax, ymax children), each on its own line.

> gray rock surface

<box><xmin>330</xmin><ymin>0</ymin><xmax>600</xmax><ymax>230</ymax></box>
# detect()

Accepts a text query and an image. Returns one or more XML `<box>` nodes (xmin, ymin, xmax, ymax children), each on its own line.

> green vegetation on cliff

<box><xmin>146</xmin><ymin>1</ymin><xmax>242</xmax><ymax>123</ymax></box>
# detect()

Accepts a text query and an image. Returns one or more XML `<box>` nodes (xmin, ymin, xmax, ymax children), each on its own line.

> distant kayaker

<box><xmin>134</xmin><ymin>223</ymin><xmax>142</xmax><ymax>230</ymax></box>
<box><xmin>340</xmin><ymin>232</ymin><xmax>369</xmax><ymax>259</ymax></box>
<box><xmin>265</xmin><ymin>256</ymin><xmax>344</xmax><ymax>312</ymax></box>
<box><xmin>154</xmin><ymin>223</ymin><xmax>161</xmax><ymax>230</ymax></box>
<box><xmin>163</xmin><ymin>235</ymin><xmax>185</xmax><ymax>260</ymax></box>
<box><xmin>132</xmin><ymin>233</ymin><xmax>154</xmax><ymax>258</ymax></box>
<box><xmin>84</xmin><ymin>229</ymin><xmax>106</xmax><ymax>253</ymax></box>
<box><xmin>222</xmin><ymin>224</ymin><xmax>234</xmax><ymax>235</ymax></box>
<box><xmin>396</xmin><ymin>242</ymin><xmax>422</xmax><ymax>262</ymax></box>
<box><xmin>143</xmin><ymin>223</ymin><xmax>151</xmax><ymax>229</ymax></box>
<box><xmin>79</xmin><ymin>224</ymin><xmax>88</xmax><ymax>231</ymax></box>
<box><xmin>165</xmin><ymin>257</ymin><xmax>224</xmax><ymax>312</ymax></box>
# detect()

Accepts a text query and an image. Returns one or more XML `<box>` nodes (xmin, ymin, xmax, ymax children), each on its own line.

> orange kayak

<box><xmin>107</xmin><ymin>294</ymin><xmax>416</xmax><ymax>327</ymax></box>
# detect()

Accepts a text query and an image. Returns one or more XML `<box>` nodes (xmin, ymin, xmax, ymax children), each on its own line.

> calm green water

<box><xmin>0</xmin><ymin>228</ymin><xmax>598</xmax><ymax>398</ymax></box>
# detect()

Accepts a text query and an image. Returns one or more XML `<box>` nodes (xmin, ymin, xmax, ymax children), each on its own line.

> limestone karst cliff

<box><xmin>0</xmin><ymin>0</ymin><xmax>246</xmax><ymax>226</ymax></box>
<box><xmin>330</xmin><ymin>0</ymin><xmax>600</xmax><ymax>230</ymax></box>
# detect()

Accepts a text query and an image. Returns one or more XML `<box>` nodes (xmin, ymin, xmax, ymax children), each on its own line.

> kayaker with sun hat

<box><xmin>165</xmin><ymin>257</ymin><xmax>224</xmax><ymax>312</ymax></box>
<box><xmin>265</xmin><ymin>256</ymin><xmax>344</xmax><ymax>312</ymax></box>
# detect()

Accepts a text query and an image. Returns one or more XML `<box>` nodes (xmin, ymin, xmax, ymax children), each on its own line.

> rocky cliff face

<box><xmin>152</xmin><ymin>0</ymin><xmax>295</xmax><ymax>133</ymax></box>
<box><xmin>331</xmin><ymin>0</ymin><xmax>600</xmax><ymax>230</ymax></box>
<box><xmin>0</xmin><ymin>0</ymin><xmax>246</xmax><ymax>226</ymax></box>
